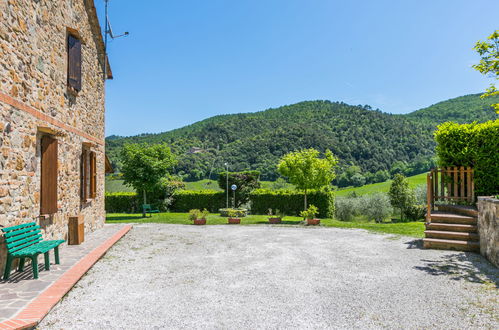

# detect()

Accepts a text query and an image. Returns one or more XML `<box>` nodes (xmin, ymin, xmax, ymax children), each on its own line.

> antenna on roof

<box><xmin>103</xmin><ymin>0</ymin><xmax>129</xmax><ymax>80</ymax></box>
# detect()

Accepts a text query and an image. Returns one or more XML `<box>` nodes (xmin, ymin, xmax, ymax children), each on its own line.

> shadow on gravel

<box><xmin>414</xmin><ymin>253</ymin><xmax>499</xmax><ymax>288</ymax></box>
<box><xmin>404</xmin><ymin>239</ymin><xmax>424</xmax><ymax>249</ymax></box>
<box><xmin>255</xmin><ymin>220</ymin><xmax>303</xmax><ymax>225</ymax></box>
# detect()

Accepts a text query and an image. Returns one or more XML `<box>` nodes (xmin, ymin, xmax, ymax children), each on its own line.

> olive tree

<box><xmin>277</xmin><ymin>148</ymin><xmax>338</xmax><ymax>210</ymax></box>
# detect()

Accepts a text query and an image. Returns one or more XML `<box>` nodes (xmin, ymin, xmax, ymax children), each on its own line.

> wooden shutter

<box><xmin>81</xmin><ymin>150</ymin><xmax>88</xmax><ymax>201</ymax></box>
<box><xmin>68</xmin><ymin>34</ymin><xmax>82</xmax><ymax>92</ymax></box>
<box><xmin>40</xmin><ymin>136</ymin><xmax>58</xmax><ymax>214</ymax></box>
<box><xmin>90</xmin><ymin>152</ymin><xmax>97</xmax><ymax>199</ymax></box>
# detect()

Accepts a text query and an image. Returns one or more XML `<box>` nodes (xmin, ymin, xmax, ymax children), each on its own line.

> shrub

<box><xmin>249</xmin><ymin>188</ymin><xmax>334</xmax><ymax>218</ymax></box>
<box><xmin>435</xmin><ymin>119</ymin><xmax>499</xmax><ymax>196</ymax></box>
<box><xmin>170</xmin><ymin>190</ymin><xmax>225</xmax><ymax>213</ymax></box>
<box><xmin>188</xmin><ymin>209</ymin><xmax>209</xmax><ymax>221</ymax></box>
<box><xmin>105</xmin><ymin>192</ymin><xmax>140</xmax><ymax>213</ymax></box>
<box><xmin>300</xmin><ymin>205</ymin><xmax>319</xmax><ymax>219</ymax></box>
<box><xmin>403</xmin><ymin>204</ymin><xmax>426</xmax><ymax>221</ymax></box>
<box><xmin>360</xmin><ymin>193</ymin><xmax>393</xmax><ymax>223</ymax></box>
<box><xmin>335</xmin><ymin>197</ymin><xmax>362</xmax><ymax>221</ymax></box>
<box><xmin>219</xmin><ymin>208</ymin><xmax>247</xmax><ymax>217</ymax></box>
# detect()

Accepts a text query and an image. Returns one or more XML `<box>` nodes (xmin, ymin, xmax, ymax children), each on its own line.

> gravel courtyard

<box><xmin>41</xmin><ymin>224</ymin><xmax>498</xmax><ymax>329</ymax></box>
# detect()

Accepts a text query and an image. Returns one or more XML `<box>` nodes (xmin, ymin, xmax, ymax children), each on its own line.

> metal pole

<box><xmin>233</xmin><ymin>190</ymin><xmax>235</xmax><ymax>208</ymax></box>
<box><xmin>225</xmin><ymin>163</ymin><xmax>229</xmax><ymax>208</ymax></box>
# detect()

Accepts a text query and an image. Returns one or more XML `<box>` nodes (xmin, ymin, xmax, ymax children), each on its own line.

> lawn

<box><xmin>336</xmin><ymin>172</ymin><xmax>427</xmax><ymax>197</ymax></box>
<box><xmin>106</xmin><ymin>212</ymin><xmax>425</xmax><ymax>238</ymax></box>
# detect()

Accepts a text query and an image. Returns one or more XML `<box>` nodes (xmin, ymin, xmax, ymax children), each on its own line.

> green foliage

<box><xmin>268</xmin><ymin>208</ymin><xmax>285</xmax><ymax>218</ymax></box>
<box><xmin>361</xmin><ymin>193</ymin><xmax>393</xmax><ymax>223</ymax></box>
<box><xmin>217</xmin><ymin>171</ymin><xmax>261</xmax><ymax>207</ymax></box>
<box><xmin>403</xmin><ymin>204</ymin><xmax>426</xmax><ymax>222</ymax></box>
<box><xmin>277</xmin><ymin>148</ymin><xmax>338</xmax><ymax>209</ymax></box>
<box><xmin>170</xmin><ymin>190</ymin><xmax>225</xmax><ymax>213</ymax></box>
<box><xmin>300</xmin><ymin>205</ymin><xmax>319</xmax><ymax>219</ymax></box>
<box><xmin>120</xmin><ymin>143</ymin><xmax>177</xmax><ymax>211</ymax></box>
<box><xmin>473</xmin><ymin>30</ymin><xmax>499</xmax><ymax>113</ymax></box>
<box><xmin>188</xmin><ymin>209</ymin><xmax>209</xmax><ymax>221</ymax></box>
<box><xmin>334</xmin><ymin>197</ymin><xmax>361</xmax><ymax>221</ymax></box>
<box><xmin>105</xmin><ymin>192</ymin><xmax>140</xmax><ymax>213</ymax></box>
<box><xmin>388</xmin><ymin>174</ymin><xmax>415</xmax><ymax>220</ymax></box>
<box><xmin>219</xmin><ymin>208</ymin><xmax>247</xmax><ymax>217</ymax></box>
<box><xmin>107</xmin><ymin>96</ymin><xmax>499</xmax><ymax>181</ymax></box>
<box><xmin>249</xmin><ymin>188</ymin><xmax>335</xmax><ymax>218</ymax></box>
<box><xmin>434</xmin><ymin>119</ymin><xmax>499</xmax><ymax>196</ymax></box>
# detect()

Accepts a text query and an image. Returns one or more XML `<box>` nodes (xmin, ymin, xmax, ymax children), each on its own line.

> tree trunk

<box><xmin>304</xmin><ymin>189</ymin><xmax>308</xmax><ymax>211</ymax></box>
<box><xmin>142</xmin><ymin>189</ymin><xmax>147</xmax><ymax>218</ymax></box>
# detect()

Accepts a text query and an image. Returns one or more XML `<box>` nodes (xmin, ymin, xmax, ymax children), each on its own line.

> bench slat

<box><xmin>3</xmin><ymin>225</ymin><xmax>40</xmax><ymax>238</ymax></box>
<box><xmin>1</xmin><ymin>222</ymin><xmax>37</xmax><ymax>233</ymax></box>
<box><xmin>8</xmin><ymin>236</ymin><xmax>43</xmax><ymax>252</ymax></box>
<box><xmin>5</xmin><ymin>229</ymin><xmax>41</xmax><ymax>244</ymax></box>
<box><xmin>11</xmin><ymin>240</ymin><xmax>65</xmax><ymax>257</ymax></box>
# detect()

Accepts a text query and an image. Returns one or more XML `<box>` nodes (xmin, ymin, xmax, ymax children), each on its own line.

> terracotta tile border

<box><xmin>0</xmin><ymin>225</ymin><xmax>132</xmax><ymax>330</ymax></box>
<box><xmin>0</xmin><ymin>91</ymin><xmax>104</xmax><ymax>146</ymax></box>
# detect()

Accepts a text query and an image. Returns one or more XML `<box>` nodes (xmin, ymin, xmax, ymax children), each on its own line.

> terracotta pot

<box><xmin>228</xmin><ymin>218</ymin><xmax>241</xmax><ymax>224</ymax></box>
<box><xmin>307</xmin><ymin>218</ymin><xmax>320</xmax><ymax>225</ymax></box>
<box><xmin>268</xmin><ymin>217</ymin><xmax>282</xmax><ymax>224</ymax></box>
<box><xmin>193</xmin><ymin>219</ymin><xmax>206</xmax><ymax>225</ymax></box>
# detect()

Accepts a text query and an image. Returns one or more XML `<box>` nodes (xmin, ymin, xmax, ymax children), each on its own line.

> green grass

<box><xmin>105</xmin><ymin>179</ymin><xmax>135</xmax><ymax>193</ymax></box>
<box><xmin>336</xmin><ymin>172</ymin><xmax>427</xmax><ymax>197</ymax></box>
<box><xmin>106</xmin><ymin>212</ymin><xmax>424</xmax><ymax>238</ymax></box>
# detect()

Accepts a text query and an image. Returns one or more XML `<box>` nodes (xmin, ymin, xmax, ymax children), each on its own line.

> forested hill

<box><xmin>106</xmin><ymin>93</ymin><xmax>498</xmax><ymax>181</ymax></box>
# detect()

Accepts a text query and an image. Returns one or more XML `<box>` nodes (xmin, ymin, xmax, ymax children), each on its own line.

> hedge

<box><xmin>249</xmin><ymin>189</ymin><xmax>335</xmax><ymax>218</ymax></box>
<box><xmin>169</xmin><ymin>190</ymin><xmax>226</xmax><ymax>213</ymax></box>
<box><xmin>435</xmin><ymin>119</ymin><xmax>499</xmax><ymax>196</ymax></box>
<box><xmin>105</xmin><ymin>192</ymin><xmax>140</xmax><ymax>213</ymax></box>
<box><xmin>106</xmin><ymin>188</ymin><xmax>336</xmax><ymax>217</ymax></box>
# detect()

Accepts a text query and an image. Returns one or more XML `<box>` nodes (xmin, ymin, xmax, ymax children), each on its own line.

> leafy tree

<box><xmin>390</xmin><ymin>161</ymin><xmax>408</xmax><ymax>176</ymax></box>
<box><xmin>217</xmin><ymin>171</ymin><xmax>261</xmax><ymax>207</ymax></box>
<box><xmin>121</xmin><ymin>143</ymin><xmax>177</xmax><ymax>216</ymax></box>
<box><xmin>473</xmin><ymin>30</ymin><xmax>499</xmax><ymax>113</ymax></box>
<box><xmin>361</xmin><ymin>193</ymin><xmax>393</xmax><ymax>223</ymax></box>
<box><xmin>374</xmin><ymin>170</ymin><xmax>390</xmax><ymax>183</ymax></box>
<box><xmin>388</xmin><ymin>174</ymin><xmax>414</xmax><ymax>221</ymax></box>
<box><xmin>351</xmin><ymin>173</ymin><xmax>366</xmax><ymax>187</ymax></box>
<box><xmin>277</xmin><ymin>148</ymin><xmax>338</xmax><ymax>210</ymax></box>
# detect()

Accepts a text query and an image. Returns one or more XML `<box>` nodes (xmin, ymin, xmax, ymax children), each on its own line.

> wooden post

<box><xmin>426</xmin><ymin>171</ymin><xmax>433</xmax><ymax>222</ymax></box>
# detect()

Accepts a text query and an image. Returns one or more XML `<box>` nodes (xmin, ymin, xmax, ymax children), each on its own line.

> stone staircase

<box><xmin>424</xmin><ymin>204</ymin><xmax>479</xmax><ymax>252</ymax></box>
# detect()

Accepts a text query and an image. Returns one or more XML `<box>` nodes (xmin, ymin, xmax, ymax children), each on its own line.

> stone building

<box><xmin>0</xmin><ymin>0</ymin><xmax>112</xmax><ymax>274</ymax></box>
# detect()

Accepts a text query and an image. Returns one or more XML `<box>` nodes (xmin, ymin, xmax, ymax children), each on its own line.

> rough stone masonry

<box><xmin>0</xmin><ymin>0</ymin><xmax>110</xmax><ymax>274</ymax></box>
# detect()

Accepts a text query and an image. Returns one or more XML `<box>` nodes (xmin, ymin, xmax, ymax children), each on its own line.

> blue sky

<box><xmin>97</xmin><ymin>0</ymin><xmax>499</xmax><ymax>137</ymax></box>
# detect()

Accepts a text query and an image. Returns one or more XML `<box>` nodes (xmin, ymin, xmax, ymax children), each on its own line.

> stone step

<box><xmin>424</xmin><ymin>230</ymin><xmax>479</xmax><ymax>241</ymax></box>
<box><xmin>425</xmin><ymin>222</ymin><xmax>477</xmax><ymax>233</ymax></box>
<box><xmin>430</xmin><ymin>212</ymin><xmax>477</xmax><ymax>225</ymax></box>
<box><xmin>436</xmin><ymin>204</ymin><xmax>478</xmax><ymax>217</ymax></box>
<box><xmin>423</xmin><ymin>238</ymin><xmax>480</xmax><ymax>252</ymax></box>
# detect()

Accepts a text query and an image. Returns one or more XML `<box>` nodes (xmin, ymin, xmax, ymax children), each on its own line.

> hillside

<box><xmin>106</xmin><ymin>94</ymin><xmax>498</xmax><ymax>181</ymax></box>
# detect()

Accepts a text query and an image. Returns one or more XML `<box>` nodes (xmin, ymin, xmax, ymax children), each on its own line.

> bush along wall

<box><xmin>249</xmin><ymin>188</ymin><xmax>335</xmax><ymax>218</ymax></box>
<box><xmin>435</xmin><ymin>119</ymin><xmax>499</xmax><ymax>196</ymax></box>
<box><xmin>105</xmin><ymin>192</ymin><xmax>140</xmax><ymax>213</ymax></box>
<box><xmin>169</xmin><ymin>190</ymin><xmax>226</xmax><ymax>213</ymax></box>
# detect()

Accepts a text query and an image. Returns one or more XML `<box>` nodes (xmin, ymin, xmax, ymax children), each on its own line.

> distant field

<box><xmin>106</xmin><ymin>173</ymin><xmax>427</xmax><ymax>195</ymax></box>
<box><xmin>105</xmin><ymin>178</ymin><xmax>135</xmax><ymax>193</ymax></box>
<box><xmin>335</xmin><ymin>173</ymin><xmax>427</xmax><ymax>197</ymax></box>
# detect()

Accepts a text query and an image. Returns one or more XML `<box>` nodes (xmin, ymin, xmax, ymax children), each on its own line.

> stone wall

<box><xmin>477</xmin><ymin>197</ymin><xmax>499</xmax><ymax>268</ymax></box>
<box><xmin>0</xmin><ymin>0</ymin><xmax>107</xmax><ymax>274</ymax></box>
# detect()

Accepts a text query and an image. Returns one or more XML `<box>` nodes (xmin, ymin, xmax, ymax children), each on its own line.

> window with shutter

<box><xmin>81</xmin><ymin>148</ymin><xmax>97</xmax><ymax>202</ymax></box>
<box><xmin>40</xmin><ymin>136</ymin><xmax>58</xmax><ymax>214</ymax></box>
<box><xmin>67</xmin><ymin>34</ymin><xmax>82</xmax><ymax>92</ymax></box>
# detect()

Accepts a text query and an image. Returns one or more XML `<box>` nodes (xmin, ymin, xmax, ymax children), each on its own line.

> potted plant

<box><xmin>268</xmin><ymin>208</ymin><xmax>284</xmax><ymax>224</ymax></box>
<box><xmin>189</xmin><ymin>209</ymin><xmax>209</xmax><ymax>225</ymax></box>
<box><xmin>227</xmin><ymin>209</ymin><xmax>241</xmax><ymax>224</ymax></box>
<box><xmin>300</xmin><ymin>205</ymin><xmax>320</xmax><ymax>225</ymax></box>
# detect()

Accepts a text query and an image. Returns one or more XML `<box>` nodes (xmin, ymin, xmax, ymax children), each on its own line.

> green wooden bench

<box><xmin>2</xmin><ymin>222</ymin><xmax>65</xmax><ymax>280</ymax></box>
<box><xmin>142</xmin><ymin>204</ymin><xmax>160</xmax><ymax>217</ymax></box>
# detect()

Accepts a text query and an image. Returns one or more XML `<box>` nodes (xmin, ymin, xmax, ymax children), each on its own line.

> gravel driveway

<box><xmin>41</xmin><ymin>224</ymin><xmax>498</xmax><ymax>329</ymax></box>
